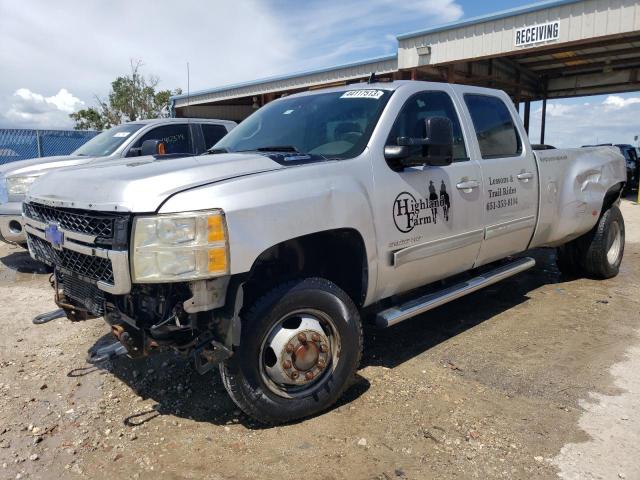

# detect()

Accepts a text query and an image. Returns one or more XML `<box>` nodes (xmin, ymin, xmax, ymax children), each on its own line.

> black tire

<box><xmin>556</xmin><ymin>205</ymin><xmax>625</xmax><ymax>279</ymax></box>
<box><xmin>219</xmin><ymin>278</ymin><xmax>363</xmax><ymax>425</ymax></box>
<box><xmin>580</xmin><ymin>205</ymin><xmax>625</xmax><ymax>279</ymax></box>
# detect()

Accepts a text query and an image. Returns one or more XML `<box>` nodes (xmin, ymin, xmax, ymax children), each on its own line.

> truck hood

<box><xmin>27</xmin><ymin>153</ymin><xmax>285</xmax><ymax>212</ymax></box>
<box><xmin>0</xmin><ymin>155</ymin><xmax>92</xmax><ymax>177</ymax></box>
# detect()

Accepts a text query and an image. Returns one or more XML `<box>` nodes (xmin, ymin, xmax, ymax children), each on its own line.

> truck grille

<box><xmin>28</xmin><ymin>234</ymin><xmax>115</xmax><ymax>284</ymax></box>
<box><xmin>60</xmin><ymin>272</ymin><xmax>106</xmax><ymax>316</ymax></box>
<box><xmin>23</xmin><ymin>201</ymin><xmax>131</xmax><ymax>295</ymax></box>
<box><xmin>23</xmin><ymin>202</ymin><xmax>117</xmax><ymax>240</ymax></box>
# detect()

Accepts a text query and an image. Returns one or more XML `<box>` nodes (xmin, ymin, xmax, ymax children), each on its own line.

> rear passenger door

<box><xmin>463</xmin><ymin>93</ymin><xmax>538</xmax><ymax>266</ymax></box>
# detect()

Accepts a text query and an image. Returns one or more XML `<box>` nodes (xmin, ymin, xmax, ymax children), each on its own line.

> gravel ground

<box><xmin>0</xmin><ymin>198</ymin><xmax>638</xmax><ymax>480</ymax></box>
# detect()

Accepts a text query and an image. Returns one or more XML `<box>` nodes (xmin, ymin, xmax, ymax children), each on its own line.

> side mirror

<box><xmin>422</xmin><ymin>116</ymin><xmax>453</xmax><ymax>166</ymax></box>
<box><xmin>390</xmin><ymin>116</ymin><xmax>454</xmax><ymax>168</ymax></box>
<box><xmin>383</xmin><ymin>145</ymin><xmax>410</xmax><ymax>160</ymax></box>
<box><xmin>140</xmin><ymin>139</ymin><xmax>167</xmax><ymax>156</ymax></box>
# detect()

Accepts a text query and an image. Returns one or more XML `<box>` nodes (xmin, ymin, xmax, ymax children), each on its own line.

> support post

<box><xmin>540</xmin><ymin>78</ymin><xmax>549</xmax><ymax>145</ymax></box>
<box><xmin>35</xmin><ymin>130</ymin><xmax>43</xmax><ymax>157</ymax></box>
<box><xmin>523</xmin><ymin>101</ymin><xmax>531</xmax><ymax>135</ymax></box>
<box><xmin>540</xmin><ymin>98</ymin><xmax>547</xmax><ymax>145</ymax></box>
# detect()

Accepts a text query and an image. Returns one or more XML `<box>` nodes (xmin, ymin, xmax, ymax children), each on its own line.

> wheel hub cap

<box><xmin>607</xmin><ymin>221</ymin><xmax>622</xmax><ymax>265</ymax></box>
<box><xmin>262</xmin><ymin>314</ymin><xmax>332</xmax><ymax>391</ymax></box>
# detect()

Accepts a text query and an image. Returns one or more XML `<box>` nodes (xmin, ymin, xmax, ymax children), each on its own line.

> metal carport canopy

<box><xmin>172</xmin><ymin>0</ymin><xmax>640</xmax><ymax>140</ymax></box>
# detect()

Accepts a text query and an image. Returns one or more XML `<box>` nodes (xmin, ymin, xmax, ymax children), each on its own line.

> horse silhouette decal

<box><xmin>393</xmin><ymin>179</ymin><xmax>452</xmax><ymax>233</ymax></box>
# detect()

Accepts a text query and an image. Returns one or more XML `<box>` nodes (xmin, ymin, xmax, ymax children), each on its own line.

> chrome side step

<box><xmin>376</xmin><ymin>257</ymin><xmax>536</xmax><ymax>328</ymax></box>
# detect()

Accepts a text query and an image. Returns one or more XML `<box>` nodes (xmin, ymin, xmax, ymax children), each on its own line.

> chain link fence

<box><xmin>0</xmin><ymin>129</ymin><xmax>99</xmax><ymax>166</ymax></box>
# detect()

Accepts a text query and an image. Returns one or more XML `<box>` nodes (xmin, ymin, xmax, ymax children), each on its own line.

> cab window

<box><xmin>464</xmin><ymin>94</ymin><xmax>522</xmax><ymax>159</ymax></box>
<box><xmin>129</xmin><ymin>124</ymin><xmax>191</xmax><ymax>156</ymax></box>
<box><xmin>386</xmin><ymin>91</ymin><xmax>468</xmax><ymax>162</ymax></box>
<box><xmin>202</xmin><ymin>124</ymin><xmax>229</xmax><ymax>149</ymax></box>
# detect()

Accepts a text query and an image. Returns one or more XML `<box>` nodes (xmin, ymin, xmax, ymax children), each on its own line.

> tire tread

<box><xmin>220</xmin><ymin>277</ymin><xmax>363</xmax><ymax>425</ymax></box>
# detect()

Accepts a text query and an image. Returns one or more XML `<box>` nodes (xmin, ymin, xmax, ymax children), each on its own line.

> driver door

<box><xmin>371</xmin><ymin>89</ymin><xmax>485</xmax><ymax>299</ymax></box>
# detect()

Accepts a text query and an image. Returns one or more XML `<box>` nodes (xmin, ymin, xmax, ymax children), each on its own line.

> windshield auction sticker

<box><xmin>341</xmin><ymin>90</ymin><xmax>384</xmax><ymax>99</ymax></box>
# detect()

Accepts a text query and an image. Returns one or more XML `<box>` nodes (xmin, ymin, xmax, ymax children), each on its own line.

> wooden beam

<box><xmin>523</xmin><ymin>46</ymin><xmax>640</xmax><ymax>69</ymax></box>
<box><xmin>499</xmin><ymin>56</ymin><xmax>539</xmax><ymax>84</ymax></box>
<box><xmin>542</xmin><ymin>57</ymin><xmax>640</xmax><ymax>77</ymax></box>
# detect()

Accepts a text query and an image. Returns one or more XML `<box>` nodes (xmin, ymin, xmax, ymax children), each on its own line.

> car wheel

<box><xmin>219</xmin><ymin>277</ymin><xmax>363</xmax><ymax>425</ymax></box>
<box><xmin>580</xmin><ymin>205</ymin><xmax>625</xmax><ymax>279</ymax></box>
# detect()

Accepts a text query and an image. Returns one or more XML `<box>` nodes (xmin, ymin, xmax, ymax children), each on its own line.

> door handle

<box><xmin>456</xmin><ymin>180</ymin><xmax>480</xmax><ymax>191</ymax></box>
<box><xmin>517</xmin><ymin>172</ymin><xmax>534</xmax><ymax>181</ymax></box>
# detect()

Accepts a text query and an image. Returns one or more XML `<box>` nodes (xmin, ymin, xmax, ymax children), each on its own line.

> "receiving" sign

<box><xmin>515</xmin><ymin>21</ymin><xmax>560</xmax><ymax>47</ymax></box>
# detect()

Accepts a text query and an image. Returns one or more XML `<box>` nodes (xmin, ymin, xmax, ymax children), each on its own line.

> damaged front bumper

<box><xmin>36</xmin><ymin>271</ymin><xmax>241</xmax><ymax>373</ymax></box>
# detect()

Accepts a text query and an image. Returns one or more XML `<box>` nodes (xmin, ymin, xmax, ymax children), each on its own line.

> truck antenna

<box><xmin>367</xmin><ymin>72</ymin><xmax>378</xmax><ymax>84</ymax></box>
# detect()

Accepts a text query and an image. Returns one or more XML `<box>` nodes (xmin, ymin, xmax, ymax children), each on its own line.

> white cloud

<box><xmin>0</xmin><ymin>0</ymin><xmax>464</xmax><ymax>128</ymax></box>
<box><xmin>282</xmin><ymin>0</ymin><xmax>463</xmax><ymax>66</ymax></box>
<box><xmin>528</xmin><ymin>94</ymin><xmax>640</xmax><ymax>147</ymax></box>
<box><xmin>602</xmin><ymin>95</ymin><xmax>640</xmax><ymax>110</ymax></box>
<box><xmin>4</xmin><ymin>88</ymin><xmax>84</xmax><ymax>128</ymax></box>
<box><xmin>535</xmin><ymin>103</ymin><xmax>575</xmax><ymax>118</ymax></box>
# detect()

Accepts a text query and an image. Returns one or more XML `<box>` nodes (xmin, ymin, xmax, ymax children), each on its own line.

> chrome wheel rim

<box><xmin>607</xmin><ymin>221</ymin><xmax>622</xmax><ymax>266</ymax></box>
<box><xmin>259</xmin><ymin>309</ymin><xmax>340</xmax><ymax>399</ymax></box>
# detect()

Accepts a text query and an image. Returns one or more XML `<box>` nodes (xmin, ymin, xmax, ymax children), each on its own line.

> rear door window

<box><xmin>464</xmin><ymin>95</ymin><xmax>522</xmax><ymax>159</ymax></box>
<box><xmin>202</xmin><ymin>124</ymin><xmax>229</xmax><ymax>149</ymax></box>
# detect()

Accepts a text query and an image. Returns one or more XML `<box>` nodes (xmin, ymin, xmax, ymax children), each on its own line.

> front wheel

<box><xmin>219</xmin><ymin>278</ymin><xmax>363</xmax><ymax>425</ymax></box>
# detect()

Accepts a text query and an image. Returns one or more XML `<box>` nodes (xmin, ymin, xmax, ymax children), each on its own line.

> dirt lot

<box><xmin>0</xmin><ymin>199</ymin><xmax>639</xmax><ymax>480</ymax></box>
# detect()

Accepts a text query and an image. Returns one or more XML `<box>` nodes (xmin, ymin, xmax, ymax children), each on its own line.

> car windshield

<box><xmin>73</xmin><ymin>123</ymin><xmax>144</xmax><ymax>157</ymax></box>
<box><xmin>214</xmin><ymin>89</ymin><xmax>393</xmax><ymax>159</ymax></box>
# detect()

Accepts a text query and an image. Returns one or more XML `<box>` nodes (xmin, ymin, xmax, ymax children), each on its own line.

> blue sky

<box><xmin>0</xmin><ymin>0</ymin><xmax>638</xmax><ymax>147</ymax></box>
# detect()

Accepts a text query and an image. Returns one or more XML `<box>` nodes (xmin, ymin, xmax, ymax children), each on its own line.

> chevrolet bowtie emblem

<box><xmin>44</xmin><ymin>222</ymin><xmax>64</xmax><ymax>250</ymax></box>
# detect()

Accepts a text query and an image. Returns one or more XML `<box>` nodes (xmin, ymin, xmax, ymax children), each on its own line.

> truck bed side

<box><xmin>529</xmin><ymin>146</ymin><xmax>626</xmax><ymax>248</ymax></box>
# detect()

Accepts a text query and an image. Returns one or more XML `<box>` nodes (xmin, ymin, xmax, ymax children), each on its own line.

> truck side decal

<box><xmin>393</xmin><ymin>180</ymin><xmax>451</xmax><ymax>233</ymax></box>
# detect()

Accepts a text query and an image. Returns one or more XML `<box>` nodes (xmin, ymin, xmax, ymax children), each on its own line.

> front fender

<box><xmin>159</xmin><ymin>155</ymin><xmax>379</xmax><ymax>302</ymax></box>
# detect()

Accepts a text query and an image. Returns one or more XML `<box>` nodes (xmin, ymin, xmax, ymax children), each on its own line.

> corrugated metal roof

<box><xmin>396</xmin><ymin>0</ymin><xmax>585</xmax><ymax>40</ymax></box>
<box><xmin>171</xmin><ymin>54</ymin><xmax>397</xmax><ymax>102</ymax></box>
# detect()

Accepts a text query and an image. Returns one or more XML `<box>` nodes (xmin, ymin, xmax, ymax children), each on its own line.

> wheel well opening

<box><xmin>244</xmin><ymin>229</ymin><xmax>368</xmax><ymax>308</ymax></box>
<box><xmin>603</xmin><ymin>182</ymin><xmax>624</xmax><ymax>213</ymax></box>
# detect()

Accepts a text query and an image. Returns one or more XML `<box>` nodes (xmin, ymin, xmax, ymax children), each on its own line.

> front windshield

<box><xmin>73</xmin><ymin>123</ymin><xmax>144</xmax><ymax>157</ymax></box>
<box><xmin>214</xmin><ymin>89</ymin><xmax>393</xmax><ymax>159</ymax></box>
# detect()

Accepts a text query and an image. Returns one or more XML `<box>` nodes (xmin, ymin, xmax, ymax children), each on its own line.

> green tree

<box><xmin>70</xmin><ymin>60</ymin><xmax>182</xmax><ymax>130</ymax></box>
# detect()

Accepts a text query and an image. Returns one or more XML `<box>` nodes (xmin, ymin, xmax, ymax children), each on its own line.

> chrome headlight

<box><xmin>132</xmin><ymin>210</ymin><xmax>229</xmax><ymax>283</ymax></box>
<box><xmin>6</xmin><ymin>175</ymin><xmax>39</xmax><ymax>196</ymax></box>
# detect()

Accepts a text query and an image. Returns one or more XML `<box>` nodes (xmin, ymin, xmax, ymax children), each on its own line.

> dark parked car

<box><xmin>582</xmin><ymin>143</ymin><xmax>638</xmax><ymax>192</ymax></box>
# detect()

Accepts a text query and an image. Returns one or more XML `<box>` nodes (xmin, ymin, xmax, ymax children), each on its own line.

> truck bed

<box><xmin>530</xmin><ymin>146</ymin><xmax>626</xmax><ymax>249</ymax></box>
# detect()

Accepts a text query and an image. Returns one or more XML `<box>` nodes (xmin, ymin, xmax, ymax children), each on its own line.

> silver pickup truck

<box><xmin>23</xmin><ymin>81</ymin><xmax>625</xmax><ymax>424</ymax></box>
<box><xmin>0</xmin><ymin>118</ymin><xmax>236</xmax><ymax>246</ymax></box>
